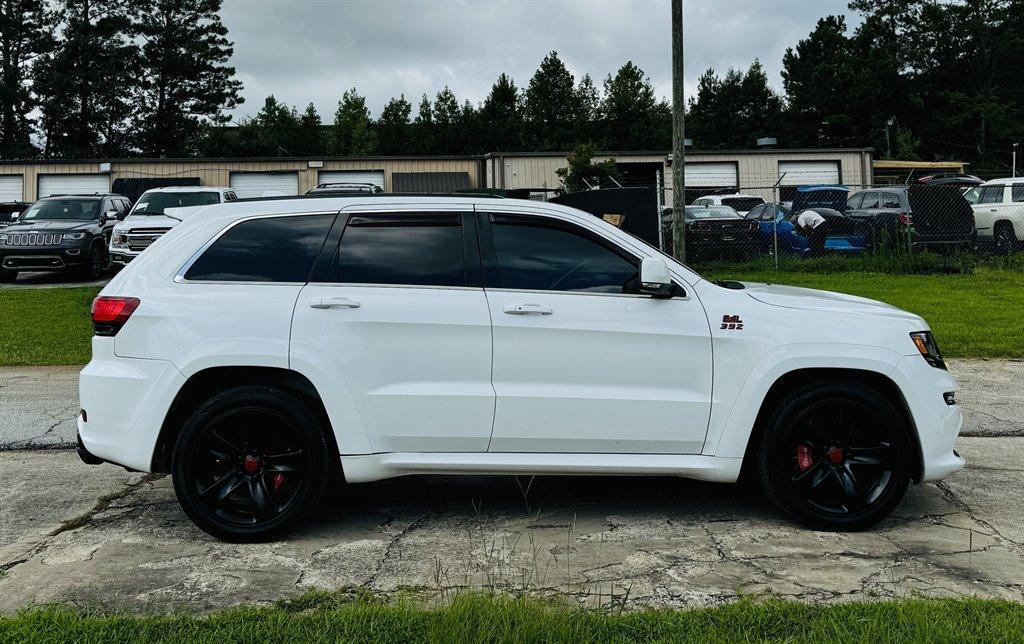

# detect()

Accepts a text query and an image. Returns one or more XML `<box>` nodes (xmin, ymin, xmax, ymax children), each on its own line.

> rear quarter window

<box><xmin>183</xmin><ymin>214</ymin><xmax>335</xmax><ymax>282</ymax></box>
<box><xmin>1012</xmin><ymin>185</ymin><xmax>1024</xmax><ymax>203</ymax></box>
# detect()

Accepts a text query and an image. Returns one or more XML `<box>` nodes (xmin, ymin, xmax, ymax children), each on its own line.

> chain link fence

<box><xmin>553</xmin><ymin>171</ymin><xmax>1022</xmax><ymax>270</ymax></box>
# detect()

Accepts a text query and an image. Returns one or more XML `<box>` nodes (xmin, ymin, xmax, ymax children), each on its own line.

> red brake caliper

<box><xmin>796</xmin><ymin>444</ymin><xmax>813</xmax><ymax>471</ymax></box>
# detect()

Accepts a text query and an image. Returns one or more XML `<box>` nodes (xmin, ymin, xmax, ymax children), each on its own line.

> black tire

<box><xmin>756</xmin><ymin>380</ymin><xmax>912</xmax><ymax>531</ymax></box>
<box><xmin>0</xmin><ymin>269</ymin><xmax>17</xmax><ymax>283</ymax></box>
<box><xmin>994</xmin><ymin>223</ymin><xmax>1017</xmax><ymax>255</ymax></box>
<box><xmin>171</xmin><ymin>385</ymin><xmax>331</xmax><ymax>542</ymax></box>
<box><xmin>81</xmin><ymin>243</ymin><xmax>105</xmax><ymax>280</ymax></box>
<box><xmin>110</xmin><ymin>263</ymin><xmax>122</xmax><ymax>276</ymax></box>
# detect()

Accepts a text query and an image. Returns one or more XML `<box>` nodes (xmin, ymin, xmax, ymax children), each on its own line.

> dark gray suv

<box><xmin>845</xmin><ymin>185</ymin><xmax>975</xmax><ymax>250</ymax></box>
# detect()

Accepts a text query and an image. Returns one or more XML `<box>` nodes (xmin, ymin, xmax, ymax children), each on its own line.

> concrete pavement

<box><xmin>0</xmin><ymin>438</ymin><xmax>1021</xmax><ymax>613</ymax></box>
<box><xmin>2</xmin><ymin>360</ymin><xmax>1020</xmax><ymax>450</ymax></box>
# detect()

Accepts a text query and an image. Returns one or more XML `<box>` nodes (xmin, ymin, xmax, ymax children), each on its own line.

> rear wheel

<box><xmin>171</xmin><ymin>385</ymin><xmax>331</xmax><ymax>542</ymax></box>
<box><xmin>994</xmin><ymin>223</ymin><xmax>1017</xmax><ymax>255</ymax></box>
<box><xmin>757</xmin><ymin>380</ymin><xmax>911</xmax><ymax>531</ymax></box>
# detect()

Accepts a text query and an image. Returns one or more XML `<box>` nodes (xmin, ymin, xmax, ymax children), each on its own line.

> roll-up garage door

<box><xmin>778</xmin><ymin>161</ymin><xmax>840</xmax><ymax>186</ymax></box>
<box><xmin>683</xmin><ymin>163</ymin><xmax>737</xmax><ymax>188</ymax></box>
<box><xmin>229</xmin><ymin>172</ymin><xmax>299</xmax><ymax>198</ymax></box>
<box><xmin>0</xmin><ymin>175</ymin><xmax>23</xmax><ymax>202</ymax></box>
<box><xmin>38</xmin><ymin>174</ymin><xmax>110</xmax><ymax>197</ymax></box>
<box><xmin>317</xmin><ymin>170</ymin><xmax>384</xmax><ymax>189</ymax></box>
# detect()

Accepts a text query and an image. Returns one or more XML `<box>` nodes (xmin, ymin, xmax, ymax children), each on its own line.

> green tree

<box><xmin>574</xmin><ymin>73</ymin><xmax>601</xmax><ymax>145</ymax></box>
<box><xmin>330</xmin><ymin>88</ymin><xmax>376</xmax><ymax>156</ymax></box>
<box><xmin>479</xmin><ymin>73</ymin><xmax>522</xmax><ymax>151</ymax></box>
<box><xmin>524</xmin><ymin>51</ymin><xmax>579</xmax><ymax>149</ymax></box>
<box><xmin>377</xmin><ymin>94</ymin><xmax>412</xmax><ymax>154</ymax></box>
<box><xmin>687</xmin><ymin>62</ymin><xmax>781</xmax><ymax>149</ymax></box>
<box><xmin>601</xmin><ymin>61</ymin><xmax>662</xmax><ymax>150</ymax></box>
<box><xmin>0</xmin><ymin>0</ymin><xmax>49</xmax><ymax>157</ymax></box>
<box><xmin>132</xmin><ymin>0</ymin><xmax>242</xmax><ymax>157</ymax></box>
<box><xmin>230</xmin><ymin>95</ymin><xmax>299</xmax><ymax>156</ymax></box>
<box><xmin>555</xmin><ymin>142</ymin><xmax>618</xmax><ymax>193</ymax></box>
<box><xmin>412</xmin><ymin>93</ymin><xmax>435</xmax><ymax>154</ymax></box>
<box><xmin>293</xmin><ymin>103</ymin><xmax>323</xmax><ymax>156</ymax></box>
<box><xmin>34</xmin><ymin>0</ymin><xmax>139</xmax><ymax>157</ymax></box>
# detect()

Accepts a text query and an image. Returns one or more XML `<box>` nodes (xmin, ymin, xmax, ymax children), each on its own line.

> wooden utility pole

<box><xmin>671</xmin><ymin>0</ymin><xmax>686</xmax><ymax>262</ymax></box>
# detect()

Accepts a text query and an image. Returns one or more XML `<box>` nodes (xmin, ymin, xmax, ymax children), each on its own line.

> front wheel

<box><xmin>171</xmin><ymin>385</ymin><xmax>331</xmax><ymax>542</ymax></box>
<box><xmin>81</xmin><ymin>244</ymin><xmax>105</xmax><ymax>280</ymax></box>
<box><xmin>757</xmin><ymin>380</ymin><xmax>912</xmax><ymax>531</ymax></box>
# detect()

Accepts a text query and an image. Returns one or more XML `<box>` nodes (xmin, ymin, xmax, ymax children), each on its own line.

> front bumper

<box><xmin>890</xmin><ymin>354</ymin><xmax>965</xmax><ymax>482</ymax></box>
<box><xmin>109</xmin><ymin>250</ymin><xmax>138</xmax><ymax>266</ymax></box>
<box><xmin>0</xmin><ymin>245</ymin><xmax>89</xmax><ymax>271</ymax></box>
<box><xmin>78</xmin><ymin>337</ymin><xmax>185</xmax><ymax>472</ymax></box>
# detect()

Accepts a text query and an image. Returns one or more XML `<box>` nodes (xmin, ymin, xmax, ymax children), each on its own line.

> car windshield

<box><xmin>721</xmin><ymin>197</ymin><xmax>764</xmax><ymax>211</ymax></box>
<box><xmin>131</xmin><ymin>191</ymin><xmax>220</xmax><ymax>215</ymax></box>
<box><xmin>685</xmin><ymin>205</ymin><xmax>740</xmax><ymax>219</ymax></box>
<box><xmin>19</xmin><ymin>199</ymin><xmax>100</xmax><ymax>221</ymax></box>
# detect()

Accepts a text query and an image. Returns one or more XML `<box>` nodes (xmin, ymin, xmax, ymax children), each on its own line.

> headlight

<box><xmin>110</xmin><ymin>233</ymin><xmax>127</xmax><ymax>248</ymax></box>
<box><xmin>910</xmin><ymin>331</ymin><xmax>946</xmax><ymax>370</ymax></box>
<box><xmin>65</xmin><ymin>232</ymin><xmax>87</xmax><ymax>240</ymax></box>
<box><xmin>0</xmin><ymin>233</ymin><xmax>7</xmax><ymax>243</ymax></box>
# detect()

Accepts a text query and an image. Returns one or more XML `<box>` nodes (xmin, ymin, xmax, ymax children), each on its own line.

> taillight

<box><xmin>91</xmin><ymin>296</ymin><xmax>140</xmax><ymax>336</ymax></box>
<box><xmin>898</xmin><ymin>213</ymin><xmax>912</xmax><ymax>225</ymax></box>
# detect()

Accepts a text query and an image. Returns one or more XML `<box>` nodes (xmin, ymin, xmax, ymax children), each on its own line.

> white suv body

<box><xmin>79</xmin><ymin>196</ymin><xmax>963</xmax><ymax>541</ymax></box>
<box><xmin>965</xmin><ymin>178</ymin><xmax>1024</xmax><ymax>251</ymax></box>
<box><xmin>691</xmin><ymin>194</ymin><xmax>766</xmax><ymax>215</ymax></box>
<box><xmin>109</xmin><ymin>187</ymin><xmax>237</xmax><ymax>270</ymax></box>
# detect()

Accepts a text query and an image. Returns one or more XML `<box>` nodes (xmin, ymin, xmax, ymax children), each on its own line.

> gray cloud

<box><xmin>220</xmin><ymin>0</ymin><xmax>855</xmax><ymax>120</ymax></box>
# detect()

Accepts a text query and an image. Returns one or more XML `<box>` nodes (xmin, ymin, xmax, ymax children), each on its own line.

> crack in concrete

<box><xmin>933</xmin><ymin>480</ymin><xmax>1022</xmax><ymax>555</ymax></box>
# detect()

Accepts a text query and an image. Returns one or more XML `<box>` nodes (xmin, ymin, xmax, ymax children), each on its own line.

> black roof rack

<box><xmin>236</xmin><ymin>192</ymin><xmax>505</xmax><ymax>203</ymax></box>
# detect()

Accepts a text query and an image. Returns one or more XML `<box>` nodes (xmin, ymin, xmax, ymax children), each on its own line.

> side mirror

<box><xmin>639</xmin><ymin>257</ymin><xmax>674</xmax><ymax>298</ymax></box>
<box><xmin>104</xmin><ymin>210</ymin><xmax>118</xmax><ymax>221</ymax></box>
<box><xmin>10</xmin><ymin>212</ymin><xmax>19</xmax><ymax>220</ymax></box>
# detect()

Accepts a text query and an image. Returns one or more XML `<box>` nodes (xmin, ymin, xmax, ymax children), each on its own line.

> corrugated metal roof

<box><xmin>392</xmin><ymin>172</ymin><xmax>470</xmax><ymax>193</ymax></box>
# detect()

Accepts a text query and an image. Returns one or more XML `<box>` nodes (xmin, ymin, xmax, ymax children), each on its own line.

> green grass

<box><xmin>1</xmin><ymin>594</ymin><xmax>1023</xmax><ymax>643</ymax></box>
<box><xmin>0</xmin><ymin>286</ymin><xmax>100</xmax><ymax>366</ymax></box>
<box><xmin>700</xmin><ymin>267</ymin><xmax>1024</xmax><ymax>359</ymax></box>
<box><xmin>0</xmin><ymin>264</ymin><xmax>1021</xmax><ymax>366</ymax></box>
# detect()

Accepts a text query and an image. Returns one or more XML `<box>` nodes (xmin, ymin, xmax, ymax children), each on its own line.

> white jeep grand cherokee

<box><xmin>78</xmin><ymin>196</ymin><xmax>964</xmax><ymax>541</ymax></box>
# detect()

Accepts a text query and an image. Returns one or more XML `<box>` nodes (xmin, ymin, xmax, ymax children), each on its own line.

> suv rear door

<box><xmin>290</xmin><ymin>205</ymin><xmax>494</xmax><ymax>454</ymax></box>
<box><xmin>478</xmin><ymin>206</ymin><xmax>713</xmax><ymax>455</ymax></box>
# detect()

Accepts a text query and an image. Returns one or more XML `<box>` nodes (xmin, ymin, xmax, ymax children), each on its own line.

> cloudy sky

<box><xmin>219</xmin><ymin>0</ymin><xmax>856</xmax><ymax>121</ymax></box>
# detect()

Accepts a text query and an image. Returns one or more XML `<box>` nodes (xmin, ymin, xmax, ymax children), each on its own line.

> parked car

<box><xmin>791</xmin><ymin>185</ymin><xmax>849</xmax><ymax>213</ymax></box>
<box><xmin>661</xmin><ymin>205</ymin><xmax>760</xmax><ymax>261</ymax></box>
<box><xmin>77</xmin><ymin>195</ymin><xmax>963</xmax><ymax>541</ymax></box>
<box><xmin>108</xmin><ymin>187</ymin><xmax>237</xmax><ymax>273</ymax></box>
<box><xmin>691</xmin><ymin>193</ymin><xmax>766</xmax><ymax>216</ymax></box>
<box><xmin>0</xmin><ymin>201</ymin><xmax>29</xmax><ymax>229</ymax></box>
<box><xmin>845</xmin><ymin>185</ymin><xmax>975</xmax><ymax>251</ymax></box>
<box><xmin>917</xmin><ymin>173</ymin><xmax>983</xmax><ymax>190</ymax></box>
<box><xmin>745</xmin><ymin>203</ymin><xmax>870</xmax><ymax>254</ymax></box>
<box><xmin>963</xmin><ymin>178</ymin><xmax>1024</xmax><ymax>253</ymax></box>
<box><xmin>306</xmin><ymin>182</ymin><xmax>383</xmax><ymax>196</ymax></box>
<box><xmin>0</xmin><ymin>194</ymin><xmax>128</xmax><ymax>281</ymax></box>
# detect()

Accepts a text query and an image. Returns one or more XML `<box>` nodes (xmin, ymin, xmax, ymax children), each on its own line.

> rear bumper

<box><xmin>78</xmin><ymin>337</ymin><xmax>185</xmax><ymax>472</ymax></box>
<box><xmin>890</xmin><ymin>355</ymin><xmax>965</xmax><ymax>483</ymax></box>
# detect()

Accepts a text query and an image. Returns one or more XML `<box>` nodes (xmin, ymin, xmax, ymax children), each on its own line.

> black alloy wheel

<box><xmin>995</xmin><ymin>225</ymin><xmax>1017</xmax><ymax>255</ymax></box>
<box><xmin>758</xmin><ymin>380</ymin><xmax>911</xmax><ymax>531</ymax></box>
<box><xmin>172</xmin><ymin>385</ymin><xmax>330</xmax><ymax>542</ymax></box>
<box><xmin>84</xmin><ymin>244</ymin><xmax>104</xmax><ymax>280</ymax></box>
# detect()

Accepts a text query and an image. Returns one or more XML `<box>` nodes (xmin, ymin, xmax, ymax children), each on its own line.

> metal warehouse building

<box><xmin>0</xmin><ymin>147</ymin><xmax>873</xmax><ymax>204</ymax></box>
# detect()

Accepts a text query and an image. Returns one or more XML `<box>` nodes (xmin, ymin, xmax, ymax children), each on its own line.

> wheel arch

<box><xmin>740</xmin><ymin>367</ymin><xmax>924</xmax><ymax>483</ymax></box>
<box><xmin>151</xmin><ymin>366</ymin><xmax>339</xmax><ymax>473</ymax></box>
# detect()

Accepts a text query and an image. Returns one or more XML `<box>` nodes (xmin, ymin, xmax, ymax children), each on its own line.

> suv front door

<box><xmin>291</xmin><ymin>207</ymin><xmax>495</xmax><ymax>454</ymax></box>
<box><xmin>478</xmin><ymin>208</ymin><xmax>713</xmax><ymax>454</ymax></box>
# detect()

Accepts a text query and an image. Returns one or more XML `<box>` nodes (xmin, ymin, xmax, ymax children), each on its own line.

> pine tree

<box><xmin>33</xmin><ymin>0</ymin><xmax>139</xmax><ymax>157</ymax></box>
<box><xmin>377</xmin><ymin>94</ymin><xmax>412</xmax><ymax>154</ymax></box>
<box><xmin>0</xmin><ymin>0</ymin><xmax>50</xmax><ymax>157</ymax></box>
<box><xmin>330</xmin><ymin>88</ymin><xmax>376</xmax><ymax>156</ymax></box>
<box><xmin>524</xmin><ymin>51</ymin><xmax>579</xmax><ymax>150</ymax></box>
<box><xmin>479</xmin><ymin>73</ymin><xmax>521</xmax><ymax>151</ymax></box>
<box><xmin>133</xmin><ymin>0</ymin><xmax>242</xmax><ymax>156</ymax></box>
<box><xmin>601</xmin><ymin>61</ymin><xmax>660</xmax><ymax>150</ymax></box>
<box><xmin>294</xmin><ymin>103</ymin><xmax>323</xmax><ymax>156</ymax></box>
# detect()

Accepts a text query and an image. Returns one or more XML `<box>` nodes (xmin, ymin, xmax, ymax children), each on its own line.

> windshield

<box><xmin>721</xmin><ymin>197</ymin><xmax>764</xmax><ymax>211</ymax></box>
<box><xmin>131</xmin><ymin>191</ymin><xmax>220</xmax><ymax>215</ymax></box>
<box><xmin>20</xmin><ymin>199</ymin><xmax>100</xmax><ymax>221</ymax></box>
<box><xmin>685</xmin><ymin>205</ymin><xmax>740</xmax><ymax>219</ymax></box>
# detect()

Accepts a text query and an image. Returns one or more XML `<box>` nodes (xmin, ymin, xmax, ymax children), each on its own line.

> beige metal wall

<box><xmin>0</xmin><ymin>157</ymin><xmax>483</xmax><ymax>202</ymax></box>
<box><xmin>486</xmin><ymin>149</ymin><xmax>874</xmax><ymax>199</ymax></box>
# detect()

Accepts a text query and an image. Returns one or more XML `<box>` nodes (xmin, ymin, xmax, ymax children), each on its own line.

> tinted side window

<box><xmin>337</xmin><ymin>214</ymin><xmax>465</xmax><ymax>287</ymax></box>
<box><xmin>860</xmin><ymin>192</ymin><xmax>880</xmax><ymax>209</ymax></box>
<box><xmin>487</xmin><ymin>215</ymin><xmax>638</xmax><ymax>294</ymax></box>
<box><xmin>881</xmin><ymin>192</ymin><xmax>902</xmax><ymax>208</ymax></box>
<box><xmin>978</xmin><ymin>185</ymin><xmax>1005</xmax><ymax>204</ymax></box>
<box><xmin>846</xmin><ymin>193</ymin><xmax>863</xmax><ymax>209</ymax></box>
<box><xmin>185</xmin><ymin>214</ymin><xmax>334</xmax><ymax>282</ymax></box>
<box><xmin>1013</xmin><ymin>185</ymin><xmax>1024</xmax><ymax>203</ymax></box>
